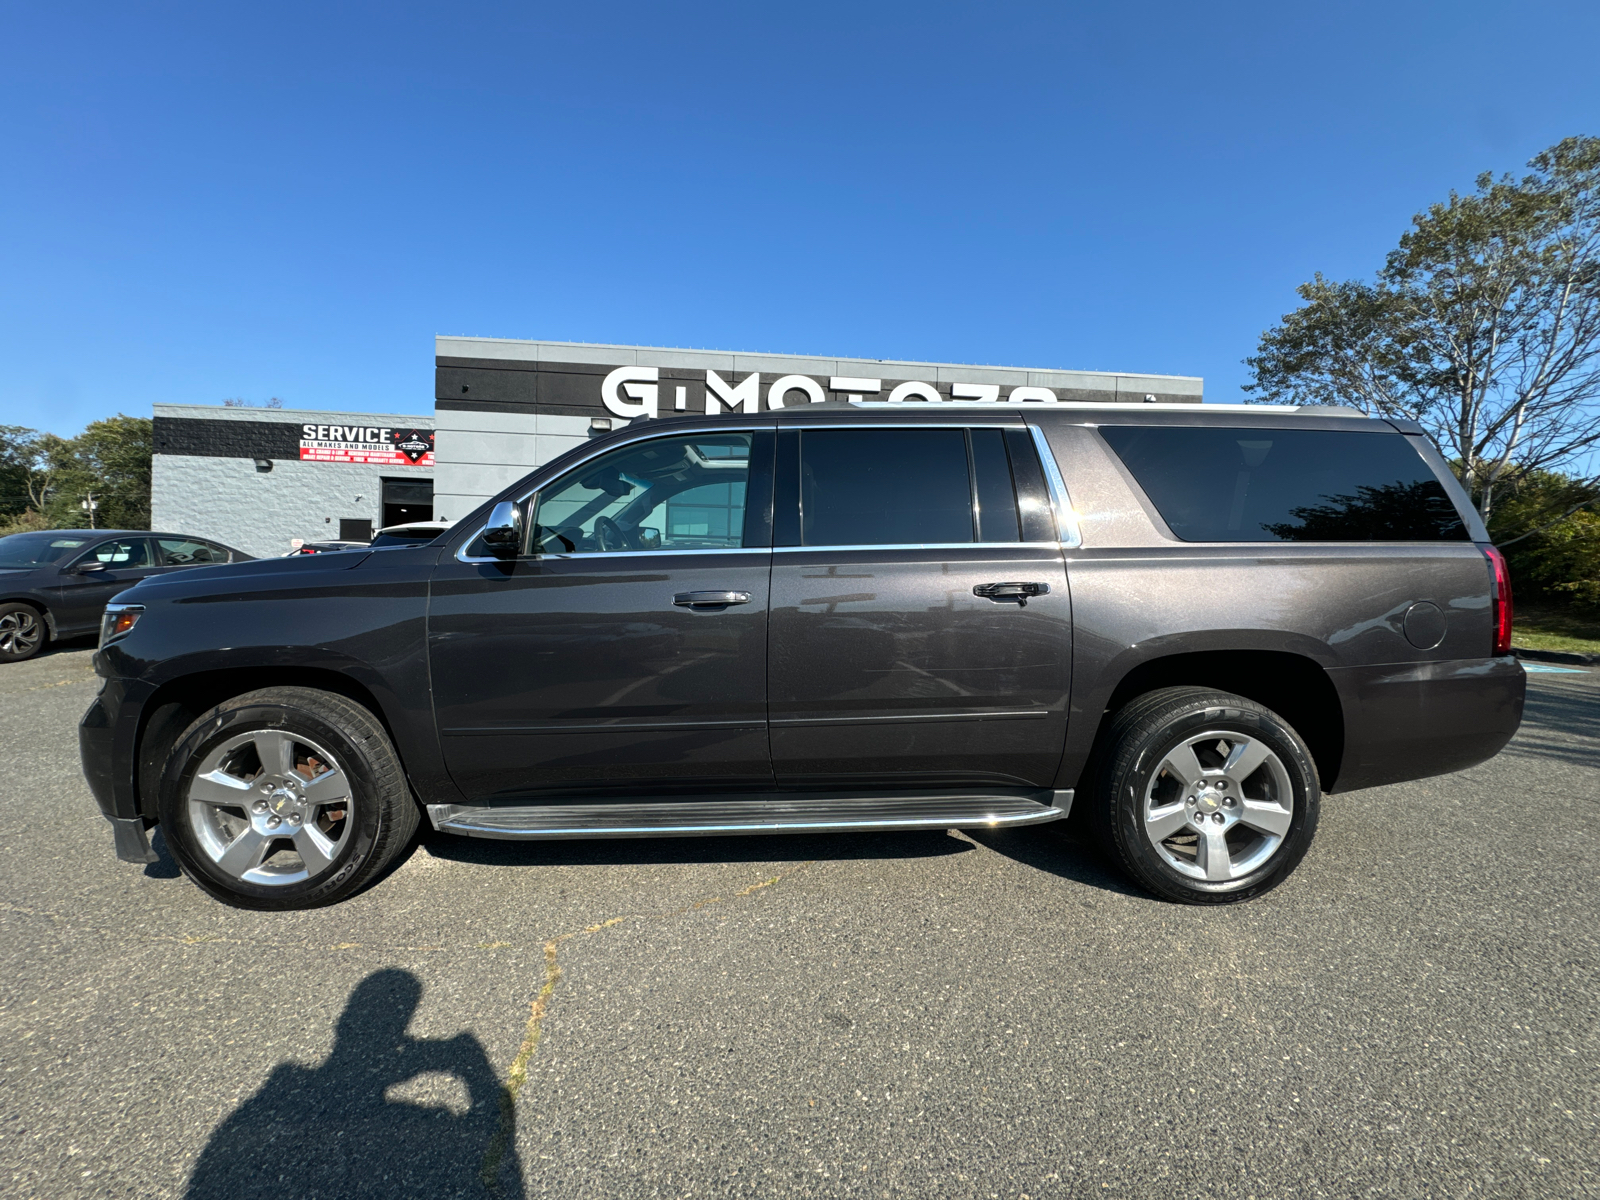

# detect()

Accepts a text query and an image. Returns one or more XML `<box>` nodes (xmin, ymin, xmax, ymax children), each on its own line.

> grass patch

<box><xmin>1514</xmin><ymin>602</ymin><xmax>1600</xmax><ymax>654</ymax></box>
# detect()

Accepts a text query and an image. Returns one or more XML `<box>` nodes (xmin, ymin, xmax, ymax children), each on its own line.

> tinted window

<box><xmin>0</xmin><ymin>533</ymin><xmax>91</xmax><ymax>569</ymax></box>
<box><xmin>157</xmin><ymin>537</ymin><xmax>227</xmax><ymax>565</ymax></box>
<box><xmin>971</xmin><ymin>428</ymin><xmax>1021</xmax><ymax>543</ymax></box>
<box><xmin>1100</xmin><ymin>427</ymin><xmax>1467</xmax><ymax>542</ymax></box>
<box><xmin>88</xmin><ymin>539</ymin><xmax>152</xmax><ymax>567</ymax></box>
<box><xmin>530</xmin><ymin>432</ymin><xmax>752</xmax><ymax>554</ymax></box>
<box><xmin>800</xmin><ymin>429</ymin><xmax>973</xmax><ymax>546</ymax></box>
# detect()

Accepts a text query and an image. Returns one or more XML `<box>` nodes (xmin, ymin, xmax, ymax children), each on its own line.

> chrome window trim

<box><xmin>790</xmin><ymin>420</ymin><xmax>1027</xmax><ymax>430</ymax></box>
<box><xmin>1029</xmin><ymin>425</ymin><xmax>1082</xmax><ymax>549</ymax></box>
<box><xmin>531</xmin><ymin>546</ymin><xmax>771</xmax><ymax>561</ymax></box>
<box><xmin>453</xmin><ymin>419</ymin><xmax>1047</xmax><ymax>564</ymax></box>
<box><xmin>773</xmin><ymin>542</ymin><xmax>1063</xmax><ymax>554</ymax></box>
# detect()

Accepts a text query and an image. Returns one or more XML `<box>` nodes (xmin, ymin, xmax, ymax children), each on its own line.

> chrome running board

<box><xmin>426</xmin><ymin>788</ymin><xmax>1072</xmax><ymax>840</ymax></box>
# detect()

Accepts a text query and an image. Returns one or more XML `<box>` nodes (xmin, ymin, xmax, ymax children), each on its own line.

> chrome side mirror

<box><xmin>74</xmin><ymin>561</ymin><xmax>107</xmax><ymax>575</ymax></box>
<box><xmin>480</xmin><ymin>501</ymin><xmax>523</xmax><ymax>557</ymax></box>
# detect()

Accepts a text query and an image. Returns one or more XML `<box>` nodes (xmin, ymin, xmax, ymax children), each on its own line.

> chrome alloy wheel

<box><xmin>0</xmin><ymin>609</ymin><xmax>43</xmax><ymax>657</ymax></box>
<box><xmin>1142</xmin><ymin>730</ymin><xmax>1295</xmax><ymax>883</ymax></box>
<box><xmin>186</xmin><ymin>729</ymin><xmax>354</xmax><ymax>885</ymax></box>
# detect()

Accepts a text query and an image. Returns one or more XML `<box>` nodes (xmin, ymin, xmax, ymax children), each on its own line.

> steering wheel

<box><xmin>592</xmin><ymin>516</ymin><xmax>628</xmax><ymax>552</ymax></box>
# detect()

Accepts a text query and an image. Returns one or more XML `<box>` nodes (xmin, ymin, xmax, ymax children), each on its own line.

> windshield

<box><xmin>0</xmin><ymin>532</ymin><xmax>93</xmax><ymax>570</ymax></box>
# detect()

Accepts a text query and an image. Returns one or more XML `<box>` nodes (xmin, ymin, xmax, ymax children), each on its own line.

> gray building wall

<box><xmin>151</xmin><ymin>405</ymin><xmax>434</xmax><ymax>559</ymax></box>
<box><xmin>432</xmin><ymin>337</ymin><xmax>1204</xmax><ymax>520</ymax></box>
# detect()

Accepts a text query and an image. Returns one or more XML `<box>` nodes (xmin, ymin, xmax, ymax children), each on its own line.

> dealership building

<box><xmin>151</xmin><ymin>337</ymin><xmax>1202</xmax><ymax>556</ymax></box>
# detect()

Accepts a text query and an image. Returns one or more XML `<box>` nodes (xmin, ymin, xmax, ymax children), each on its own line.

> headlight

<box><xmin>100</xmin><ymin>604</ymin><xmax>144</xmax><ymax>647</ymax></box>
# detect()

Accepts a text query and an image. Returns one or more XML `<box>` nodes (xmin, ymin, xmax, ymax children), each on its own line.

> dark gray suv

<box><xmin>80</xmin><ymin>403</ymin><xmax>1524</xmax><ymax>908</ymax></box>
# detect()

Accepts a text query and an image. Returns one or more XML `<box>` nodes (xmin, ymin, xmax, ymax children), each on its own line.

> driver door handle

<box><xmin>973</xmin><ymin>581</ymin><xmax>1051</xmax><ymax>607</ymax></box>
<box><xmin>673</xmin><ymin>590</ymin><xmax>753</xmax><ymax>609</ymax></box>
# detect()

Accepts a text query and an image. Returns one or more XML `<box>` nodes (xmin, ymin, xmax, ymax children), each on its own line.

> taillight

<box><xmin>1484</xmin><ymin>545</ymin><xmax>1513</xmax><ymax>655</ymax></box>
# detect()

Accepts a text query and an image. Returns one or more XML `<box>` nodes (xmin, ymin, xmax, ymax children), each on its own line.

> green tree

<box><xmin>1493</xmin><ymin>471</ymin><xmax>1600</xmax><ymax>607</ymax></box>
<box><xmin>39</xmin><ymin>415</ymin><xmax>153</xmax><ymax>530</ymax></box>
<box><xmin>1245</xmin><ymin>136</ymin><xmax>1600</xmax><ymax>539</ymax></box>
<box><xmin>0</xmin><ymin>426</ymin><xmax>40</xmax><ymax>519</ymax></box>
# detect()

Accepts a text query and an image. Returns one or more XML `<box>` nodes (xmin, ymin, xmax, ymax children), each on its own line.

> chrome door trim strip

<box><xmin>770</xmin><ymin>710</ymin><xmax>1050</xmax><ymax>727</ymax></box>
<box><xmin>442</xmin><ymin>717</ymin><xmax>766</xmax><ymax>736</ymax></box>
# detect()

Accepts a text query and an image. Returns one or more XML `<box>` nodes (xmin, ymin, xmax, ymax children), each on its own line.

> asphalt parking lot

<box><xmin>2</xmin><ymin>645</ymin><xmax>1596</xmax><ymax>1199</ymax></box>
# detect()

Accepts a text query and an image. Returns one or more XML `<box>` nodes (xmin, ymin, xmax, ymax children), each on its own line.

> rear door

<box><xmin>766</xmin><ymin>422</ymin><xmax>1072</xmax><ymax>790</ymax></box>
<box><xmin>428</xmin><ymin>427</ymin><xmax>776</xmax><ymax>802</ymax></box>
<box><xmin>55</xmin><ymin>537</ymin><xmax>164</xmax><ymax>633</ymax></box>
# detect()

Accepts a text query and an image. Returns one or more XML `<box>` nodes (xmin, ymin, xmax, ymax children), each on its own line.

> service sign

<box><xmin>299</xmin><ymin>425</ymin><xmax>435</xmax><ymax>465</ymax></box>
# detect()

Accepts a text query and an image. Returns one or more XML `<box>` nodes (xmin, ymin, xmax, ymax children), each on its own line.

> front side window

<box><xmin>793</xmin><ymin>427</ymin><xmax>1025</xmax><ymax>548</ymax></box>
<box><xmin>157</xmin><ymin>537</ymin><xmax>227</xmax><ymax>565</ymax></box>
<box><xmin>87</xmin><ymin>539</ymin><xmax>152</xmax><ymax>567</ymax></box>
<box><xmin>529</xmin><ymin>432</ymin><xmax>754</xmax><ymax>554</ymax></box>
<box><xmin>1099</xmin><ymin>427</ymin><xmax>1469</xmax><ymax>542</ymax></box>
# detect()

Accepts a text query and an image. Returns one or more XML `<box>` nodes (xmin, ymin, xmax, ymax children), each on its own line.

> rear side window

<box><xmin>783</xmin><ymin>427</ymin><xmax>1032</xmax><ymax>548</ymax></box>
<box><xmin>1099</xmin><ymin>427</ymin><xmax>1468</xmax><ymax>542</ymax></box>
<box><xmin>157</xmin><ymin>537</ymin><xmax>228</xmax><ymax>564</ymax></box>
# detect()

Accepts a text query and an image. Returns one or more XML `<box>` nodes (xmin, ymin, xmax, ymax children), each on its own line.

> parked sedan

<box><xmin>0</xmin><ymin>530</ymin><xmax>251</xmax><ymax>663</ymax></box>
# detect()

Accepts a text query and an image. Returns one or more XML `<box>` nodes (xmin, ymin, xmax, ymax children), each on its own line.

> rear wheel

<box><xmin>0</xmin><ymin>603</ymin><xmax>46</xmax><ymax>662</ymax></box>
<box><xmin>157</xmin><ymin>687</ymin><xmax>419</xmax><ymax>909</ymax></box>
<box><xmin>1089</xmin><ymin>687</ymin><xmax>1320</xmax><ymax>904</ymax></box>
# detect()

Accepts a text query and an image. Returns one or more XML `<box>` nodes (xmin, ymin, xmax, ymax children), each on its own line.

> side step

<box><xmin>426</xmin><ymin>788</ymin><xmax>1072</xmax><ymax>840</ymax></box>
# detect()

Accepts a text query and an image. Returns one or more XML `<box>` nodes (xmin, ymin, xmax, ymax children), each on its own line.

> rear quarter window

<box><xmin>1098</xmin><ymin>427</ymin><xmax>1468</xmax><ymax>542</ymax></box>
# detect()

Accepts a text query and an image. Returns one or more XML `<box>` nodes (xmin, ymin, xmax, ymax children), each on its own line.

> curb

<box><xmin>1513</xmin><ymin>646</ymin><xmax>1600</xmax><ymax>666</ymax></box>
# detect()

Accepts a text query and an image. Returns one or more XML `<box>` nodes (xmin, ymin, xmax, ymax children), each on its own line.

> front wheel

<box><xmin>0</xmin><ymin>602</ymin><xmax>46</xmax><ymax>662</ymax></box>
<box><xmin>157</xmin><ymin>687</ymin><xmax>420</xmax><ymax>909</ymax></box>
<box><xmin>1089</xmin><ymin>687</ymin><xmax>1320</xmax><ymax>904</ymax></box>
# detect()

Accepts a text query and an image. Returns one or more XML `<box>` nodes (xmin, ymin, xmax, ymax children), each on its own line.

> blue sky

<box><xmin>2</xmin><ymin>1</ymin><xmax>1598</xmax><ymax>436</ymax></box>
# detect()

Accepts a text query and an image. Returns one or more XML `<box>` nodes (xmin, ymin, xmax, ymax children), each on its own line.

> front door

<box><xmin>56</xmin><ymin>537</ymin><xmax>165</xmax><ymax>634</ymax></box>
<box><xmin>767</xmin><ymin>423</ymin><xmax>1072</xmax><ymax>790</ymax></box>
<box><xmin>429</xmin><ymin>428</ymin><xmax>775</xmax><ymax>802</ymax></box>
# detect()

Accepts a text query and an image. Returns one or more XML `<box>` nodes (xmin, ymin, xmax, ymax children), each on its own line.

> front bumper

<box><xmin>79</xmin><ymin>690</ymin><xmax>119</xmax><ymax>818</ymax></box>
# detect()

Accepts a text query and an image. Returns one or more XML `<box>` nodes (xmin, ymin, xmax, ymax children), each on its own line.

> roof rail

<box><xmin>844</xmin><ymin>400</ymin><xmax>1367</xmax><ymax>415</ymax></box>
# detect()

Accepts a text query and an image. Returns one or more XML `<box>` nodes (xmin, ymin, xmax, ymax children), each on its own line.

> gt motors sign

<box><xmin>600</xmin><ymin>367</ymin><xmax>1072</xmax><ymax>420</ymax></box>
<box><xmin>299</xmin><ymin>425</ymin><xmax>435</xmax><ymax>465</ymax></box>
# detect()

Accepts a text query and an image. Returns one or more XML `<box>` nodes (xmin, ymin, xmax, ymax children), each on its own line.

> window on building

<box><xmin>381</xmin><ymin>477</ymin><xmax>434</xmax><ymax>528</ymax></box>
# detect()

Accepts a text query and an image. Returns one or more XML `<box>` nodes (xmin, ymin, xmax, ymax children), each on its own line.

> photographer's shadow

<box><xmin>185</xmin><ymin>968</ymin><xmax>523</xmax><ymax>1199</ymax></box>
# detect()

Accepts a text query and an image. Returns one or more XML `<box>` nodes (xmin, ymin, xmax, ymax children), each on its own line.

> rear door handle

<box><xmin>673</xmin><ymin>590</ymin><xmax>753</xmax><ymax>609</ymax></box>
<box><xmin>973</xmin><ymin>581</ymin><xmax>1051</xmax><ymax>607</ymax></box>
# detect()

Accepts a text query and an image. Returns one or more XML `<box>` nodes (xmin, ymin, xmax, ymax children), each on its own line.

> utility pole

<box><xmin>80</xmin><ymin>493</ymin><xmax>99</xmax><ymax>530</ymax></box>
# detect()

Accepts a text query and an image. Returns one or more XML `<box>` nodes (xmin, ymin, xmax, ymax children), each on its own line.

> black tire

<box><xmin>0</xmin><ymin>602</ymin><xmax>47</xmax><ymax>663</ymax></box>
<box><xmin>157</xmin><ymin>686</ymin><xmax>420</xmax><ymax>910</ymax></box>
<box><xmin>1088</xmin><ymin>687</ymin><xmax>1320</xmax><ymax>904</ymax></box>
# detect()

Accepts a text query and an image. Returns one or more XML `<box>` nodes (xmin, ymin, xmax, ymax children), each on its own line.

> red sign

<box><xmin>298</xmin><ymin>425</ymin><xmax>434</xmax><ymax>466</ymax></box>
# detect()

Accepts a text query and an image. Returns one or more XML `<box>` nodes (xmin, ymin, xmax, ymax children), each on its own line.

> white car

<box><xmin>368</xmin><ymin>520</ymin><xmax>455</xmax><ymax>549</ymax></box>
